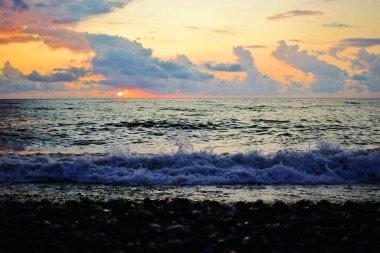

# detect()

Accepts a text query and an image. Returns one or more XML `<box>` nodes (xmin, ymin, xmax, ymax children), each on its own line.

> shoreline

<box><xmin>1</xmin><ymin>198</ymin><xmax>379</xmax><ymax>252</ymax></box>
<box><xmin>1</xmin><ymin>183</ymin><xmax>379</xmax><ymax>204</ymax></box>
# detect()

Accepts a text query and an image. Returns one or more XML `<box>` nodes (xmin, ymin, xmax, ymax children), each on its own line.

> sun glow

<box><xmin>116</xmin><ymin>91</ymin><xmax>123</xmax><ymax>97</ymax></box>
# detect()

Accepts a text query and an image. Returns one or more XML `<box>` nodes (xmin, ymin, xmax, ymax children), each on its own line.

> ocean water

<box><xmin>0</xmin><ymin>98</ymin><xmax>379</xmax><ymax>202</ymax></box>
<box><xmin>1</xmin><ymin>98</ymin><xmax>379</xmax><ymax>154</ymax></box>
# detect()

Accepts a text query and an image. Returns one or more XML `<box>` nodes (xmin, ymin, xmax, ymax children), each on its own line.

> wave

<box><xmin>0</xmin><ymin>147</ymin><xmax>379</xmax><ymax>185</ymax></box>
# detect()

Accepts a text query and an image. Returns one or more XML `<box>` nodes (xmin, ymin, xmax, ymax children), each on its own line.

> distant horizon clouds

<box><xmin>338</xmin><ymin>38</ymin><xmax>380</xmax><ymax>48</ymax></box>
<box><xmin>267</xmin><ymin>10</ymin><xmax>324</xmax><ymax>21</ymax></box>
<box><xmin>323</xmin><ymin>22</ymin><xmax>353</xmax><ymax>28</ymax></box>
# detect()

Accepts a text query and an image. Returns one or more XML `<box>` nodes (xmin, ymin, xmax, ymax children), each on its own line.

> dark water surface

<box><xmin>1</xmin><ymin>98</ymin><xmax>379</xmax><ymax>154</ymax></box>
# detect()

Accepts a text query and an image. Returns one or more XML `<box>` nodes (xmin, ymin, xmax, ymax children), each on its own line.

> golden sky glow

<box><xmin>0</xmin><ymin>0</ymin><xmax>379</xmax><ymax>98</ymax></box>
<box><xmin>78</xmin><ymin>0</ymin><xmax>380</xmax><ymax>59</ymax></box>
<box><xmin>0</xmin><ymin>42</ymin><xmax>91</xmax><ymax>74</ymax></box>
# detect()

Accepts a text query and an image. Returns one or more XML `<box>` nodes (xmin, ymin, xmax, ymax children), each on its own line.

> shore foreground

<box><xmin>1</xmin><ymin>198</ymin><xmax>379</xmax><ymax>253</ymax></box>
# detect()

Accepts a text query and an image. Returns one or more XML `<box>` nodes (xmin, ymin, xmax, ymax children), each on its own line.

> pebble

<box><xmin>0</xmin><ymin>198</ymin><xmax>378</xmax><ymax>253</ymax></box>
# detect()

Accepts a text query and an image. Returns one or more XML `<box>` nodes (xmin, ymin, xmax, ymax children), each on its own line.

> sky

<box><xmin>0</xmin><ymin>0</ymin><xmax>379</xmax><ymax>98</ymax></box>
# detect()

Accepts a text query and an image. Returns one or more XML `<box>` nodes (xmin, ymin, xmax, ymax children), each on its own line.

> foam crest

<box><xmin>0</xmin><ymin>147</ymin><xmax>379</xmax><ymax>185</ymax></box>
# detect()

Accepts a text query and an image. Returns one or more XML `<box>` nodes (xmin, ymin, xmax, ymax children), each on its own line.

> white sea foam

<box><xmin>0</xmin><ymin>146</ymin><xmax>379</xmax><ymax>185</ymax></box>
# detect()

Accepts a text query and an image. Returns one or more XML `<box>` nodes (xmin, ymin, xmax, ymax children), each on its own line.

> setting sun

<box><xmin>116</xmin><ymin>91</ymin><xmax>123</xmax><ymax>97</ymax></box>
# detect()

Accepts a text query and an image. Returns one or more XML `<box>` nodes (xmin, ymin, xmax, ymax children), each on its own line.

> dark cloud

<box><xmin>267</xmin><ymin>10</ymin><xmax>324</xmax><ymax>21</ymax></box>
<box><xmin>51</xmin><ymin>17</ymin><xmax>81</xmax><ymax>24</ymax></box>
<box><xmin>0</xmin><ymin>0</ymin><xmax>30</xmax><ymax>12</ymax></box>
<box><xmin>31</xmin><ymin>0</ymin><xmax>129</xmax><ymax>23</ymax></box>
<box><xmin>12</xmin><ymin>0</ymin><xmax>29</xmax><ymax>11</ymax></box>
<box><xmin>27</xmin><ymin>67</ymin><xmax>88</xmax><ymax>82</ymax></box>
<box><xmin>203</xmin><ymin>63</ymin><xmax>245</xmax><ymax>72</ymax></box>
<box><xmin>339</xmin><ymin>38</ymin><xmax>380</xmax><ymax>47</ymax></box>
<box><xmin>352</xmin><ymin>74</ymin><xmax>367</xmax><ymax>81</ymax></box>
<box><xmin>273</xmin><ymin>41</ymin><xmax>347</xmax><ymax>93</ymax></box>
<box><xmin>323</xmin><ymin>22</ymin><xmax>353</xmax><ymax>28</ymax></box>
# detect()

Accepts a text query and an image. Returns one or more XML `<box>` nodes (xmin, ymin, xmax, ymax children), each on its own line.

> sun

<box><xmin>116</xmin><ymin>91</ymin><xmax>123</xmax><ymax>97</ymax></box>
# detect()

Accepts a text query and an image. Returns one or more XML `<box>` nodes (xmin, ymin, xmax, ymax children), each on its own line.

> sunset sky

<box><xmin>0</xmin><ymin>0</ymin><xmax>379</xmax><ymax>98</ymax></box>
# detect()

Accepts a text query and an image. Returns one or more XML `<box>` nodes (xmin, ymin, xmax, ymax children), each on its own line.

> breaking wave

<box><xmin>0</xmin><ymin>146</ymin><xmax>379</xmax><ymax>185</ymax></box>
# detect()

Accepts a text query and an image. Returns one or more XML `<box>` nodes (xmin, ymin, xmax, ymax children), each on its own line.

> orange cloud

<box><xmin>0</xmin><ymin>1</ymin><xmax>115</xmax><ymax>53</ymax></box>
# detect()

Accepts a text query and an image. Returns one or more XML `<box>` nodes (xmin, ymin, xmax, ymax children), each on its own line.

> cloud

<box><xmin>2</xmin><ymin>0</ymin><xmax>376</xmax><ymax>97</ymax></box>
<box><xmin>86</xmin><ymin>34</ymin><xmax>283</xmax><ymax>96</ymax></box>
<box><xmin>203</xmin><ymin>63</ymin><xmax>245</xmax><ymax>72</ymax></box>
<box><xmin>0</xmin><ymin>61</ymin><xmax>114</xmax><ymax>95</ymax></box>
<box><xmin>184</xmin><ymin>26</ymin><xmax>234</xmax><ymax>35</ymax></box>
<box><xmin>0</xmin><ymin>0</ymin><xmax>29</xmax><ymax>11</ymax></box>
<box><xmin>87</xmin><ymin>34</ymin><xmax>214</xmax><ymax>94</ymax></box>
<box><xmin>31</xmin><ymin>0</ymin><xmax>130</xmax><ymax>23</ymax></box>
<box><xmin>323</xmin><ymin>22</ymin><xmax>353</xmax><ymax>28</ymax></box>
<box><xmin>24</xmin><ymin>26</ymin><xmax>91</xmax><ymax>52</ymax></box>
<box><xmin>0</xmin><ymin>28</ymin><xmax>286</xmax><ymax>97</ymax></box>
<box><xmin>309</xmin><ymin>46</ymin><xmax>380</xmax><ymax>92</ymax></box>
<box><xmin>338</xmin><ymin>38</ymin><xmax>380</xmax><ymax>48</ymax></box>
<box><xmin>189</xmin><ymin>47</ymin><xmax>283</xmax><ymax>97</ymax></box>
<box><xmin>27</xmin><ymin>67</ymin><xmax>88</xmax><ymax>82</ymax></box>
<box><xmin>314</xmin><ymin>50</ymin><xmax>326</xmax><ymax>56</ymax></box>
<box><xmin>0</xmin><ymin>61</ymin><xmax>70</xmax><ymax>93</ymax></box>
<box><xmin>0</xmin><ymin>0</ymin><xmax>131</xmax><ymax>52</ymax></box>
<box><xmin>328</xmin><ymin>47</ymin><xmax>346</xmax><ymax>59</ymax></box>
<box><xmin>184</xmin><ymin>26</ymin><xmax>201</xmax><ymax>30</ymax></box>
<box><xmin>0</xmin><ymin>35</ymin><xmax>40</xmax><ymax>44</ymax></box>
<box><xmin>267</xmin><ymin>10</ymin><xmax>324</xmax><ymax>21</ymax></box>
<box><xmin>273</xmin><ymin>41</ymin><xmax>348</xmax><ymax>93</ymax></box>
<box><xmin>12</xmin><ymin>0</ymin><xmax>29</xmax><ymax>11</ymax></box>
<box><xmin>243</xmin><ymin>45</ymin><xmax>267</xmax><ymax>49</ymax></box>
<box><xmin>274</xmin><ymin>43</ymin><xmax>378</xmax><ymax>94</ymax></box>
<box><xmin>350</xmin><ymin>49</ymin><xmax>380</xmax><ymax>92</ymax></box>
<box><xmin>228</xmin><ymin>46</ymin><xmax>283</xmax><ymax>95</ymax></box>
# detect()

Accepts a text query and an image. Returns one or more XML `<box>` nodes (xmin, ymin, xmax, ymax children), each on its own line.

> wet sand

<box><xmin>2</xmin><ymin>183</ymin><xmax>379</xmax><ymax>203</ymax></box>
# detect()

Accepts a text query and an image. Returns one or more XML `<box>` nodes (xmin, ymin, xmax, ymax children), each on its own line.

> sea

<box><xmin>0</xmin><ymin>98</ymin><xmax>379</xmax><ymax>203</ymax></box>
